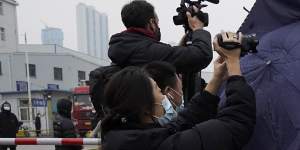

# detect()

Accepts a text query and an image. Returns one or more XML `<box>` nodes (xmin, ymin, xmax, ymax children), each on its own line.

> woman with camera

<box><xmin>100</xmin><ymin>32</ymin><xmax>256</xmax><ymax>150</ymax></box>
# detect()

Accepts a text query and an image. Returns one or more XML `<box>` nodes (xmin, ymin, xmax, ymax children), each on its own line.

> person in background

<box><xmin>53</xmin><ymin>99</ymin><xmax>82</xmax><ymax>150</ymax></box>
<box><xmin>35</xmin><ymin>113</ymin><xmax>41</xmax><ymax>137</ymax></box>
<box><xmin>0</xmin><ymin>101</ymin><xmax>20</xmax><ymax>150</ymax></box>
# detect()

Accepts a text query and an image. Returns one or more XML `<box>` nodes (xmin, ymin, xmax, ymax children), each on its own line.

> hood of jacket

<box><xmin>108</xmin><ymin>31</ymin><xmax>158</xmax><ymax>66</ymax></box>
<box><xmin>1</xmin><ymin>101</ymin><xmax>11</xmax><ymax>113</ymax></box>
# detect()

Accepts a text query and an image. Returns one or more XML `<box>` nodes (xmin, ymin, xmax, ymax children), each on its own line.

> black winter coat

<box><xmin>35</xmin><ymin>116</ymin><xmax>41</xmax><ymax>130</ymax></box>
<box><xmin>108</xmin><ymin>29</ymin><xmax>213</xmax><ymax>73</ymax></box>
<box><xmin>53</xmin><ymin>115</ymin><xmax>82</xmax><ymax>150</ymax></box>
<box><xmin>102</xmin><ymin>76</ymin><xmax>256</xmax><ymax>150</ymax></box>
<box><xmin>0</xmin><ymin>112</ymin><xmax>19</xmax><ymax>138</ymax></box>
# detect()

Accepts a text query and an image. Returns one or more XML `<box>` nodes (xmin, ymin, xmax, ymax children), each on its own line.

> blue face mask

<box><xmin>154</xmin><ymin>96</ymin><xmax>177</xmax><ymax>126</ymax></box>
<box><xmin>174</xmin><ymin>97</ymin><xmax>184</xmax><ymax>112</ymax></box>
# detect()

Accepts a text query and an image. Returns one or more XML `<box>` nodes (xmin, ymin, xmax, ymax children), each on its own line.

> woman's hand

<box><xmin>213</xmin><ymin>56</ymin><xmax>228</xmax><ymax>81</ymax></box>
<box><xmin>213</xmin><ymin>32</ymin><xmax>242</xmax><ymax>76</ymax></box>
<box><xmin>205</xmin><ymin>57</ymin><xmax>228</xmax><ymax>95</ymax></box>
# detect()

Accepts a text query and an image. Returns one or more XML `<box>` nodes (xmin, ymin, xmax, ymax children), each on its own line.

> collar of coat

<box><xmin>124</xmin><ymin>27</ymin><xmax>156</xmax><ymax>40</ymax></box>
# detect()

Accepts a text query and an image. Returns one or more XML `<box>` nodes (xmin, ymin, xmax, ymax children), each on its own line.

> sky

<box><xmin>16</xmin><ymin>0</ymin><xmax>256</xmax><ymax>71</ymax></box>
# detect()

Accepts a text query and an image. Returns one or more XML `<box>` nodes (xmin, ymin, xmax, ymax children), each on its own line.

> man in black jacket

<box><xmin>108</xmin><ymin>0</ymin><xmax>212</xmax><ymax>73</ymax></box>
<box><xmin>0</xmin><ymin>102</ymin><xmax>19</xmax><ymax>150</ymax></box>
<box><xmin>53</xmin><ymin>99</ymin><xmax>82</xmax><ymax>150</ymax></box>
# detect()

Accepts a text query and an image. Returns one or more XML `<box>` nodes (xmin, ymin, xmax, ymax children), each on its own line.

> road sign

<box><xmin>32</xmin><ymin>98</ymin><xmax>47</xmax><ymax>107</ymax></box>
<box><xmin>16</xmin><ymin>81</ymin><xmax>28</xmax><ymax>92</ymax></box>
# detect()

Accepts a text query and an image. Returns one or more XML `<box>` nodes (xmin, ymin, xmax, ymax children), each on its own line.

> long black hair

<box><xmin>101</xmin><ymin>67</ymin><xmax>155</xmax><ymax>136</ymax></box>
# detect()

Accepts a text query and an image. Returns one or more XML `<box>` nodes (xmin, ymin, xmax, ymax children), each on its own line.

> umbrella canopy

<box><xmin>220</xmin><ymin>0</ymin><xmax>300</xmax><ymax>150</ymax></box>
<box><xmin>220</xmin><ymin>0</ymin><xmax>300</xmax><ymax>149</ymax></box>
<box><xmin>239</xmin><ymin>0</ymin><xmax>300</xmax><ymax>39</ymax></box>
<box><xmin>240</xmin><ymin>22</ymin><xmax>300</xmax><ymax>150</ymax></box>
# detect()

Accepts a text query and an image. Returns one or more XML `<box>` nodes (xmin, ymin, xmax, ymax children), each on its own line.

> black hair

<box><xmin>57</xmin><ymin>98</ymin><xmax>72</xmax><ymax>118</ymax></box>
<box><xmin>101</xmin><ymin>66</ymin><xmax>155</xmax><ymax>136</ymax></box>
<box><xmin>121</xmin><ymin>0</ymin><xmax>156</xmax><ymax>28</ymax></box>
<box><xmin>143</xmin><ymin>61</ymin><xmax>177</xmax><ymax>92</ymax></box>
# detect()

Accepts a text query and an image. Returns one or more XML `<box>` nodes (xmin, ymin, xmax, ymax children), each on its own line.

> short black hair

<box><xmin>101</xmin><ymin>67</ymin><xmax>155</xmax><ymax>136</ymax></box>
<box><xmin>56</xmin><ymin>98</ymin><xmax>72</xmax><ymax>117</ymax></box>
<box><xmin>121</xmin><ymin>0</ymin><xmax>156</xmax><ymax>28</ymax></box>
<box><xmin>143</xmin><ymin>61</ymin><xmax>177</xmax><ymax>92</ymax></box>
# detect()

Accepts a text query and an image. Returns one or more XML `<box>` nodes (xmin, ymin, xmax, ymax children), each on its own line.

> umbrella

<box><xmin>220</xmin><ymin>0</ymin><xmax>300</xmax><ymax>149</ymax></box>
<box><xmin>240</xmin><ymin>22</ymin><xmax>300</xmax><ymax>150</ymax></box>
<box><xmin>239</xmin><ymin>0</ymin><xmax>300</xmax><ymax>39</ymax></box>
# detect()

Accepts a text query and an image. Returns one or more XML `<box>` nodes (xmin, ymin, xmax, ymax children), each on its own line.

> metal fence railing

<box><xmin>0</xmin><ymin>138</ymin><xmax>101</xmax><ymax>145</ymax></box>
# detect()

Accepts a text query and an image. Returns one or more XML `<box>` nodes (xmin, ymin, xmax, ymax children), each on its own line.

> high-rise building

<box><xmin>76</xmin><ymin>3</ymin><xmax>109</xmax><ymax>60</ymax></box>
<box><xmin>41</xmin><ymin>27</ymin><xmax>64</xmax><ymax>46</ymax></box>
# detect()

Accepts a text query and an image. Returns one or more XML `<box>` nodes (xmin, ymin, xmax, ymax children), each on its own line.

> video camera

<box><xmin>217</xmin><ymin>32</ymin><xmax>259</xmax><ymax>56</ymax></box>
<box><xmin>173</xmin><ymin>0</ymin><xmax>219</xmax><ymax>31</ymax></box>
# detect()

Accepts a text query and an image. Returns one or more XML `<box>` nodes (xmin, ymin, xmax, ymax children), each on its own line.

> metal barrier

<box><xmin>0</xmin><ymin>138</ymin><xmax>101</xmax><ymax>145</ymax></box>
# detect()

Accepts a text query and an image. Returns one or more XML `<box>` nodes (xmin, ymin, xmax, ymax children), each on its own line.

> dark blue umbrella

<box><xmin>240</xmin><ymin>22</ymin><xmax>300</xmax><ymax>150</ymax></box>
<box><xmin>239</xmin><ymin>0</ymin><xmax>300</xmax><ymax>38</ymax></box>
<box><xmin>220</xmin><ymin>0</ymin><xmax>300</xmax><ymax>149</ymax></box>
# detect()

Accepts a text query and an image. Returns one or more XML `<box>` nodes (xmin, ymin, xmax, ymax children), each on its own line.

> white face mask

<box><xmin>153</xmin><ymin>95</ymin><xmax>177</xmax><ymax>126</ymax></box>
<box><xmin>3</xmin><ymin>106</ymin><xmax>11</xmax><ymax>111</ymax></box>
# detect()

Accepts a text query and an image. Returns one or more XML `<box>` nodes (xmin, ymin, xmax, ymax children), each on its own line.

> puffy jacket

<box><xmin>108</xmin><ymin>29</ymin><xmax>213</xmax><ymax>73</ymax></box>
<box><xmin>0</xmin><ymin>102</ymin><xmax>19</xmax><ymax>138</ymax></box>
<box><xmin>102</xmin><ymin>76</ymin><xmax>256</xmax><ymax>150</ymax></box>
<box><xmin>54</xmin><ymin>99</ymin><xmax>82</xmax><ymax>150</ymax></box>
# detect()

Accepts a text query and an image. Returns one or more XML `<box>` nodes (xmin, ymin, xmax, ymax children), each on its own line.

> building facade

<box><xmin>76</xmin><ymin>3</ymin><xmax>109</xmax><ymax>60</ymax></box>
<box><xmin>0</xmin><ymin>0</ymin><xmax>18</xmax><ymax>52</ymax></box>
<box><xmin>0</xmin><ymin>44</ymin><xmax>109</xmax><ymax>135</ymax></box>
<box><xmin>41</xmin><ymin>27</ymin><xmax>64</xmax><ymax>46</ymax></box>
<box><xmin>0</xmin><ymin>0</ymin><xmax>111</xmax><ymax>136</ymax></box>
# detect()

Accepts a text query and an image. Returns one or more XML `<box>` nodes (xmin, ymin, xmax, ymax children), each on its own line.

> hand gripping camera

<box><xmin>173</xmin><ymin>0</ymin><xmax>219</xmax><ymax>31</ymax></box>
<box><xmin>217</xmin><ymin>32</ymin><xmax>259</xmax><ymax>56</ymax></box>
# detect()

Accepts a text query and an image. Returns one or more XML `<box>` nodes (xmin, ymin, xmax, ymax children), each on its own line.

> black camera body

<box><xmin>173</xmin><ymin>0</ymin><xmax>219</xmax><ymax>31</ymax></box>
<box><xmin>217</xmin><ymin>33</ymin><xmax>259</xmax><ymax>56</ymax></box>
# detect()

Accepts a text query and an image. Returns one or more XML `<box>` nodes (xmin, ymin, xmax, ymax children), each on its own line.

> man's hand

<box><xmin>186</xmin><ymin>6</ymin><xmax>204</xmax><ymax>31</ymax></box>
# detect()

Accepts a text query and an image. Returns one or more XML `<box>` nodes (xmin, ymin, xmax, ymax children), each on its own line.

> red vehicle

<box><xmin>72</xmin><ymin>85</ymin><xmax>95</xmax><ymax>137</ymax></box>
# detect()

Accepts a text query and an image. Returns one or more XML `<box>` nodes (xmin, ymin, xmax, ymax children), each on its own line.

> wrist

<box><xmin>226</xmin><ymin>60</ymin><xmax>241</xmax><ymax>76</ymax></box>
<box><xmin>205</xmin><ymin>78</ymin><xmax>223</xmax><ymax>95</ymax></box>
<box><xmin>211</xmin><ymin>76</ymin><xmax>223</xmax><ymax>84</ymax></box>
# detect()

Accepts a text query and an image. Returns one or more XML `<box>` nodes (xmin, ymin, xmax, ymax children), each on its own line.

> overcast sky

<box><xmin>16</xmin><ymin>0</ymin><xmax>256</xmax><ymax>71</ymax></box>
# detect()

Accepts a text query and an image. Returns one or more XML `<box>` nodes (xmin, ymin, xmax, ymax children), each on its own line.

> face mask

<box><xmin>155</xmin><ymin>26</ymin><xmax>161</xmax><ymax>41</ymax></box>
<box><xmin>154</xmin><ymin>95</ymin><xmax>177</xmax><ymax>126</ymax></box>
<box><xmin>3</xmin><ymin>106</ymin><xmax>11</xmax><ymax>111</ymax></box>
<box><xmin>153</xmin><ymin>21</ymin><xmax>161</xmax><ymax>41</ymax></box>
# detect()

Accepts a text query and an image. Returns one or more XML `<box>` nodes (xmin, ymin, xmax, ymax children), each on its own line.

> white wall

<box><xmin>0</xmin><ymin>0</ymin><xmax>18</xmax><ymax>51</ymax></box>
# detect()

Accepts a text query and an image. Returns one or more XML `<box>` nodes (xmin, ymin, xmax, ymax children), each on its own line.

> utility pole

<box><xmin>24</xmin><ymin>32</ymin><xmax>34</xmax><ymax>131</ymax></box>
